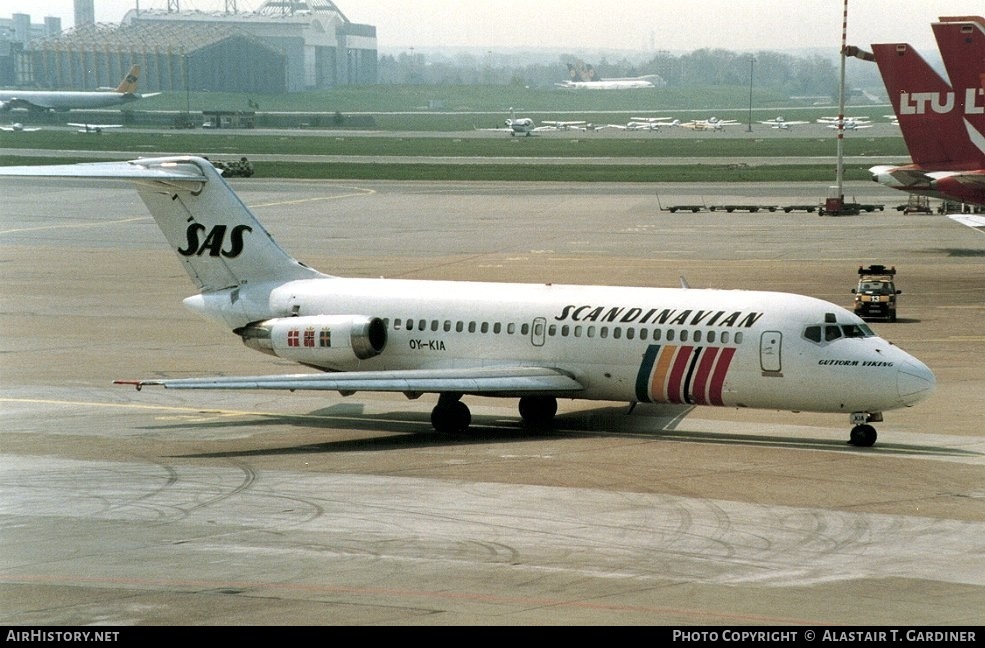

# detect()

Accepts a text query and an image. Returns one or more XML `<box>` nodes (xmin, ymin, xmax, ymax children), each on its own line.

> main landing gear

<box><xmin>429</xmin><ymin>394</ymin><xmax>559</xmax><ymax>434</ymax></box>
<box><xmin>849</xmin><ymin>412</ymin><xmax>881</xmax><ymax>447</ymax></box>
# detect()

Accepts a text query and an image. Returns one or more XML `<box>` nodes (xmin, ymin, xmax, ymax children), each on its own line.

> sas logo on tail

<box><xmin>178</xmin><ymin>224</ymin><xmax>252</xmax><ymax>258</ymax></box>
<box><xmin>898</xmin><ymin>88</ymin><xmax>985</xmax><ymax>115</ymax></box>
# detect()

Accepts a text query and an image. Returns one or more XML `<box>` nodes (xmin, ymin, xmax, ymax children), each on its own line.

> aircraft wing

<box><xmin>0</xmin><ymin>97</ymin><xmax>53</xmax><ymax>111</ymax></box>
<box><xmin>116</xmin><ymin>365</ymin><xmax>585</xmax><ymax>397</ymax></box>
<box><xmin>947</xmin><ymin>214</ymin><xmax>985</xmax><ymax>234</ymax></box>
<box><xmin>0</xmin><ymin>157</ymin><xmax>209</xmax><ymax>183</ymax></box>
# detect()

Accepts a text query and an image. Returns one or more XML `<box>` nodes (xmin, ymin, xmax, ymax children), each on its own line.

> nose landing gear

<box><xmin>849</xmin><ymin>412</ymin><xmax>881</xmax><ymax>447</ymax></box>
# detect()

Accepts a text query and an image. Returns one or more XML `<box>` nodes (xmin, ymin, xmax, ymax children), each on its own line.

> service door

<box><xmin>760</xmin><ymin>331</ymin><xmax>782</xmax><ymax>373</ymax></box>
<box><xmin>531</xmin><ymin>317</ymin><xmax>546</xmax><ymax>347</ymax></box>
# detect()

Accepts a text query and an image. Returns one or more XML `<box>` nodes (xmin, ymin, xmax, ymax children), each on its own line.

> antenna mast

<box><xmin>836</xmin><ymin>0</ymin><xmax>848</xmax><ymax>201</ymax></box>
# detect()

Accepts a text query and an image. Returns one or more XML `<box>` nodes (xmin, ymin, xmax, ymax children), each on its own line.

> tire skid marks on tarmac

<box><xmin>0</xmin><ymin>455</ymin><xmax>323</xmax><ymax>528</ymax></box>
<box><xmin>3</xmin><ymin>458</ymin><xmax>984</xmax><ymax>587</ymax></box>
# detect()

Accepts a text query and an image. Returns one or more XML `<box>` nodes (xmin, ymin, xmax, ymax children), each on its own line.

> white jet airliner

<box><xmin>0</xmin><ymin>65</ymin><xmax>160</xmax><ymax>113</ymax></box>
<box><xmin>0</xmin><ymin>157</ymin><xmax>936</xmax><ymax>446</ymax></box>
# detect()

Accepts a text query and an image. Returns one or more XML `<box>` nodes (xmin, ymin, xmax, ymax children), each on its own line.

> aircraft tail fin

<box><xmin>0</xmin><ymin>157</ymin><xmax>325</xmax><ymax>293</ymax></box>
<box><xmin>871</xmin><ymin>42</ymin><xmax>981</xmax><ymax>167</ymax></box>
<box><xmin>932</xmin><ymin>16</ymin><xmax>985</xmax><ymax>166</ymax></box>
<box><xmin>115</xmin><ymin>65</ymin><xmax>141</xmax><ymax>94</ymax></box>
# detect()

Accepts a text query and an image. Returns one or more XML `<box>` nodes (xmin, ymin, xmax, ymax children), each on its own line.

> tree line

<box><xmin>377</xmin><ymin>48</ymin><xmax>849</xmax><ymax>98</ymax></box>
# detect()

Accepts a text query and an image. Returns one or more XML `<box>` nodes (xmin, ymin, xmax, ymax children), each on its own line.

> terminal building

<box><xmin>2</xmin><ymin>0</ymin><xmax>377</xmax><ymax>93</ymax></box>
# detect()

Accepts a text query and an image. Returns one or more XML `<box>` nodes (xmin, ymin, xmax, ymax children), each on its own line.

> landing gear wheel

<box><xmin>431</xmin><ymin>395</ymin><xmax>471</xmax><ymax>434</ymax></box>
<box><xmin>518</xmin><ymin>396</ymin><xmax>558</xmax><ymax>428</ymax></box>
<box><xmin>849</xmin><ymin>424</ymin><xmax>877</xmax><ymax>447</ymax></box>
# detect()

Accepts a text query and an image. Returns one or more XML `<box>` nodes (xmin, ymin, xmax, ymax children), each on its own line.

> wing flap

<box><xmin>116</xmin><ymin>366</ymin><xmax>585</xmax><ymax>396</ymax></box>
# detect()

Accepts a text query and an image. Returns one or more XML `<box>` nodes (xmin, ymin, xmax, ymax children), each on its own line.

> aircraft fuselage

<box><xmin>186</xmin><ymin>278</ymin><xmax>933</xmax><ymax>416</ymax></box>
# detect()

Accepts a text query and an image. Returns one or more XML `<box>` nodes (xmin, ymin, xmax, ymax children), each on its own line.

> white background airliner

<box><xmin>0</xmin><ymin>157</ymin><xmax>936</xmax><ymax>446</ymax></box>
<box><xmin>0</xmin><ymin>65</ymin><xmax>158</xmax><ymax>113</ymax></box>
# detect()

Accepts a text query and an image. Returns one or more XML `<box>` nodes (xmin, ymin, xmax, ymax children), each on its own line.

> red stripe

<box><xmin>691</xmin><ymin>347</ymin><xmax>720</xmax><ymax>406</ymax></box>
<box><xmin>667</xmin><ymin>346</ymin><xmax>694</xmax><ymax>404</ymax></box>
<box><xmin>708</xmin><ymin>347</ymin><xmax>737</xmax><ymax>406</ymax></box>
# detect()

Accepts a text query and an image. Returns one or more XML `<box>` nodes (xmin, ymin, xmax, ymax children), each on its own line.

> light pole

<box><xmin>747</xmin><ymin>56</ymin><xmax>755</xmax><ymax>132</ymax></box>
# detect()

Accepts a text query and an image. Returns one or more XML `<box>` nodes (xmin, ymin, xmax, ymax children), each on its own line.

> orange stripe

<box><xmin>649</xmin><ymin>345</ymin><xmax>678</xmax><ymax>402</ymax></box>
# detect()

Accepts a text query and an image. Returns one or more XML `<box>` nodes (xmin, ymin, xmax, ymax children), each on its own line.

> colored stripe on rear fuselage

<box><xmin>635</xmin><ymin>345</ymin><xmax>736</xmax><ymax>406</ymax></box>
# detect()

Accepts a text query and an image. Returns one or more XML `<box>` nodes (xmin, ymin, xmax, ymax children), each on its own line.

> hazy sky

<box><xmin>8</xmin><ymin>1</ymin><xmax>984</xmax><ymax>53</ymax></box>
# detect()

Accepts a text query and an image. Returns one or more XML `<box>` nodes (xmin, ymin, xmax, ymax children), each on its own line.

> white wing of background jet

<box><xmin>947</xmin><ymin>213</ymin><xmax>985</xmax><ymax>234</ymax></box>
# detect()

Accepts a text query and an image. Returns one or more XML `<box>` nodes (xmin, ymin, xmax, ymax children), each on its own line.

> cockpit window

<box><xmin>824</xmin><ymin>325</ymin><xmax>842</xmax><ymax>342</ymax></box>
<box><xmin>804</xmin><ymin>323</ymin><xmax>875</xmax><ymax>344</ymax></box>
<box><xmin>841</xmin><ymin>324</ymin><xmax>870</xmax><ymax>338</ymax></box>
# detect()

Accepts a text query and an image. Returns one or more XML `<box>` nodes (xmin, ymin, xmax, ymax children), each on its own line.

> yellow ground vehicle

<box><xmin>852</xmin><ymin>265</ymin><xmax>901</xmax><ymax>322</ymax></box>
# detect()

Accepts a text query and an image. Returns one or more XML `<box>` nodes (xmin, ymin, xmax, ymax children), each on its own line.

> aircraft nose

<box><xmin>897</xmin><ymin>357</ymin><xmax>936</xmax><ymax>406</ymax></box>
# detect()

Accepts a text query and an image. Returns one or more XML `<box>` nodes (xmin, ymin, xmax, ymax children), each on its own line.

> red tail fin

<box><xmin>932</xmin><ymin>16</ymin><xmax>985</xmax><ymax>167</ymax></box>
<box><xmin>871</xmin><ymin>42</ymin><xmax>980</xmax><ymax>167</ymax></box>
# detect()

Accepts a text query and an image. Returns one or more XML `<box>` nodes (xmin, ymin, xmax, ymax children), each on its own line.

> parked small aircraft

<box><xmin>481</xmin><ymin>109</ymin><xmax>555</xmax><ymax>136</ymax></box>
<box><xmin>0</xmin><ymin>122</ymin><xmax>40</xmax><ymax>132</ymax></box>
<box><xmin>817</xmin><ymin>116</ymin><xmax>872</xmax><ymax>130</ymax></box>
<box><xmin>759</xmin><ymin>116</ymin><xmax>809</xmax><ymax>130</ymax></box>
<box><xmin>616</xmin><ymin>117</ymin><xmax>679</xmax><ymax>131</ymax></box>
<box><xmin>68</xmin><ymin>122</ymin><xmax>123</xmax><ymax>134</ymax></box>
<box><xmin>680</xmin><ymin>117</ymin><xmax>740</xmax><ymax>131</ymax></box>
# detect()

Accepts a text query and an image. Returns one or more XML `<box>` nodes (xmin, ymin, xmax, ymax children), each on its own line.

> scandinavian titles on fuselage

<box><xmin>554</xmin><ymin>304</ymin><xmax>763</xmax><ymax>328</ymax></box>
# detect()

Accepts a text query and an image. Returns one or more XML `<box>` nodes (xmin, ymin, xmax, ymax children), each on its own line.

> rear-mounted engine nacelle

<box><xmin>237</xmin><ymin>315</ymin><xmax>387</xmax><ymax>365</ymax></box>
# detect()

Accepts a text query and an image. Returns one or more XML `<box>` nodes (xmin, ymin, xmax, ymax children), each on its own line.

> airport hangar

<box><xmin>7</xmin><ymin>0</ymin><xmax>377</xmax><ymax>94</ymax></box>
